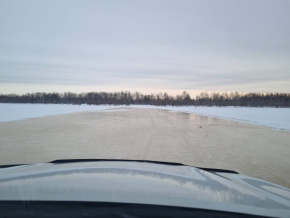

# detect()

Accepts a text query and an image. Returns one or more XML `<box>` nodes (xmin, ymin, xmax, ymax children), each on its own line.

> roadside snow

<box><xmin>163</xmin><ymin>106</ymin><xmax>290</xmax><ymax>131</ymax></box>
<box><xmin>0</xmin><ymin>103</ymin><xmax>289</xmax><ymax>131</ymax></box>
<box><xmin>0</xmin><ymin>103</ymin><xmax>114</xmax><ymax>122</ymax></box>
<box><xmin>129</xmin><ymin>105</ymin><xmax>290</xmax><ymax>131</ymax></box>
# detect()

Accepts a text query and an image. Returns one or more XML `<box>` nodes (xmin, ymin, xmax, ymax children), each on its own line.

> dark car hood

<box><xmin>0</xmin><ymin>161</ymin><xmax>289</xmax><ymax>217</ymax></box>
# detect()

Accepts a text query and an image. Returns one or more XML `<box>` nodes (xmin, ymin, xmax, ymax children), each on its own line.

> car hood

<box><xmin>0</xmin><ymin>161</ymin><xmax>289</xmax><ymax>217</ymax></box>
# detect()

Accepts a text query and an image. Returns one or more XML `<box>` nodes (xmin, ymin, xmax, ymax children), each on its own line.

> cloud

<box><xmin>0</xmin><ymin>0</ymin><xmax>290</xmax><ymax>93</ymax></box>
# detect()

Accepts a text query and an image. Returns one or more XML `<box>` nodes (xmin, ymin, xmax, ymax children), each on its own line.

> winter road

<box><xmin>0</xmin><ymin>108</ymin><xmax>289</xmax><ymax>187</ymax></box>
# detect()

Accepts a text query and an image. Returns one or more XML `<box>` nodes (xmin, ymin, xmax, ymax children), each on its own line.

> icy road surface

<box><xmin>1</xmin><ymin>104</ymin><xmax>290</xmax><ymax>131</ymax></box>
<box><xmin>0</xmin><ymin>108</ymin><xmax>289</xmax><ymax>188</ymax></box>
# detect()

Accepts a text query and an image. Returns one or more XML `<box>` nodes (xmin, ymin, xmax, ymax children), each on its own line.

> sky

<box><xmin>0</xmin><ymin>0</ymin><xmax>290</xmax><ymax>96</ymax></box>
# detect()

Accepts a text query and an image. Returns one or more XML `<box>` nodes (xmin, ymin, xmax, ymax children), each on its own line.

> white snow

<box><xmin>0</xmin><ymin>104</ymin><xmax>114</xmax><ymax>122</ymax></box>
<box><xmin>1</xmin><ymin>103</ymin><xmax>289</xmax><ymax>131</ymax></box>
<box><xmin>161</xmin><ymin>106</ymin><xmax>290</xmax><ymax>131</ymax></box>
<box><xmin>129</xmin><ymin>105</ymin><xmax>290</xmax><ymax>131</ymax></box>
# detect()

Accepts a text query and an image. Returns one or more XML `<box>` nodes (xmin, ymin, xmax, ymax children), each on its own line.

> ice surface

<box><xmin>1</xmin><ymin>108</ymin><xmax>289</xmax><ymax>187</ymax></box>
<box><xmin>0</xmin><ymin>103</ymin><xmax>289</xmax><ymax>131</ymax></box>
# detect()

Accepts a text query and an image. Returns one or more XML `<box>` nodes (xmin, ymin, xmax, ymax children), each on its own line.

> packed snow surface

<box><xmin>0</xmin><ymin>103</ymin><xmax>289</xmax><ymax>131</ymax></box>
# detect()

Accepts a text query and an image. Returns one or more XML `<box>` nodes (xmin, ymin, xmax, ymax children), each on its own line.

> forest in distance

<box><xmin>0</xmin><ymin>91</ymin><xmax>289</xmax><ymax>107</ymax></box>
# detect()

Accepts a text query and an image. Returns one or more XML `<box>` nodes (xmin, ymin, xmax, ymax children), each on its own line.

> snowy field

<box><xmin>0</xmin><ymin>104</ymin><xmax>114</xmax><ymax>122</ymax></box>
<box><xmin>0</xmin><ymin>103</ymin><xmax>289</xmax><ymax>131</ymax></box>
<box><xmin>158</xmin><ymin>106</ymin><xmax>290</xmax><ymax>131</ymax></box>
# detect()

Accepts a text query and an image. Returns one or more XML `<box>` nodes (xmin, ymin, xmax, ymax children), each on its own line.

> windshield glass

<box><xmin>0</xmin><ymin>0</ymin><xmax>289</xmax><ymax>191</ymax></box>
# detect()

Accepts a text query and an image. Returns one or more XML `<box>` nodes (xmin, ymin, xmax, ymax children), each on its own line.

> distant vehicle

<box><xmin>0</xmin><ymin>159</ymin><xmax>289</xmax><ymax>217</ymax></box>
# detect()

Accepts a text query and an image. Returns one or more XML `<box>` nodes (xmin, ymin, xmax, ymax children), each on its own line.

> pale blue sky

<box><xmin>0</xmin><ymin>0</ymin><xmax>289</xmax><ymax>95</ymax></box>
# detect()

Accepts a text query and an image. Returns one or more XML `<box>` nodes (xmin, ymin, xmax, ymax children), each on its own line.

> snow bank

<box><xmin>169</xmin><ymin>106</ymin><xmax>290</xmax><ymax>131</ymax></box>
<box><xmin>129</xmin><ymin>105</ymin><xmax>290</xmax><ymax>131</ymax></box>
<box><xmin>1</xmin><ymin>103</ymin><xmax>289</xmax><ymax>131</ymax></box>
<box><xmin>0</xmin><ymin>103</ymin><xmax>115</xmax><ymax>122</ymax></box>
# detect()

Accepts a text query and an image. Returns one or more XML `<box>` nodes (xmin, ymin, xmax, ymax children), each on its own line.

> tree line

<box><xmin>0</xmin><ymin>91</ymin><xmax>289</xmax><ymax>107</ymax></box>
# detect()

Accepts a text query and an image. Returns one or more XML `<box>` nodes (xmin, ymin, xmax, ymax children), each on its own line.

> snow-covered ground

<box><xmin>0</xmin><ymin>103</ymin><xmax>289</xmax><ymax>131</ymax></box>
<box><xmin>161</xmin><ymin>106</ymin><xmax>290</xmax><ymax>131</ymax></box>
<box><xmin>0</xmin><ymin>104</ymin><xmax>115</xmax><ymax>122</ymax></box>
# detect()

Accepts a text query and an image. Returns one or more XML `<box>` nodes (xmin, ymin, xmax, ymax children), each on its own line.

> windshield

<box><xmin>0</xmin><ymin>0</ymin><xmax>289</xmax><ymax>192</ymax></box>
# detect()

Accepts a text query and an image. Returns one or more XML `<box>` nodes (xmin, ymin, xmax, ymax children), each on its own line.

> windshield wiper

<box><xmin>0</xmin><ymin>159</ymin><xmax>238</xmax><ymax>174</ymax></box>
<box><xmin>0</xmin><ymin>164</ymin><xmax>26</xmax><ymax>168</ymax></box>
<box><xmin>49</xmin><ymin>159</ymin><xmax>185</xmax><ymax>166</ymax></box>
<box><xmin>49</xmin><ymin>159</ymin><xmax>239</xmax><ymax>174</ymax></box>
